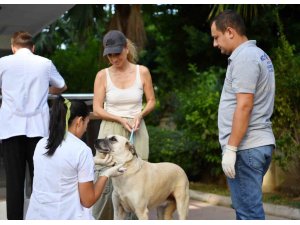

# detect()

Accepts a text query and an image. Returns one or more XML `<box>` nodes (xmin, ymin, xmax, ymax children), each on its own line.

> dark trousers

<box><xmin>2</xmin><ymin>135</ymin><xmax>41</xmax><ymax>220</ymax></box>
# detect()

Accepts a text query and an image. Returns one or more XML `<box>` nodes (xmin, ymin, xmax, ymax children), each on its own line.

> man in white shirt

<box><xmin>0</xmin><ymin>31</ymin><xmax>67</xmax><ymax>220</ymax></box>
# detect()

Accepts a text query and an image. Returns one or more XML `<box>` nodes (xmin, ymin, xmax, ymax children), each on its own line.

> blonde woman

<box><xmin>92</xmin><ymin>30</ymin><xmax>156</xmax><ymax>219</ymax></box>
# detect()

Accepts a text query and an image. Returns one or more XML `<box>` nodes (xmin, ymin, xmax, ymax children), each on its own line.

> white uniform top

<box><xmin>104</xmin><ymin>65</ymin><xmax>143</xmax><ymax>118</ymax></box>
<box><xmin>0</xmin><ymin>48</ymin><xmax>66</xmax><ymax>139</ymax></box>
<box><xmin>25</xmin><ymin>132</ymin><xmax>95</xmax><ymax>220</ymax></box>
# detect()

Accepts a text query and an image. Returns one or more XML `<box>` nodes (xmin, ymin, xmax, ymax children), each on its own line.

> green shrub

<box><xmin>148</xmin><ymin>66</ymin><xmax>225</xmax><ymax>181</ymax></box>
<box><xmin>175</xmin><ymin>66</ymin><xmax>224</xmax><ymax>175</ymax></box>
<box><xmin>271</xmin><ymin>10</ymin><xmax>300</xmax><ymax>168</ymax></box>
<box><xmin>148</xmin><ymin>125</ymin><xmax>202</xmax><ymax>180</ymax></box>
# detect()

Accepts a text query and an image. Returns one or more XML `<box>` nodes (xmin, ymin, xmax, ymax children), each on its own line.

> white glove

<box><xmin>102</xmin><ymin>164</ymin><xmax>127</xmax><ymax>178</ymax></box>
<box><xmin>94</xmin><ymin>154</ymin><xmax>115</xmax><ymax>166</ymax></box>
<box><xmin>222</xmin><ymin>145</ymin><xmax>237</xmax><ymax>179</ymax></box>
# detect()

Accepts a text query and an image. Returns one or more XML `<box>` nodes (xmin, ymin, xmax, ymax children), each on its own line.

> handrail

<box><xmin>48</xmin><ymin>93</ymin><xmax>94</xmax><ymax>106</ymax></box>
<box><xmin>0</xmin><ymin>93</ymin><xmax>100</xmax><ymax>119</ymax></box>
<box><xmin>0</xmin><ymin>93</ymin><xmax>94</xmax><ymax>100</ymax></box>
<box><xmin>48</xmin><ymin>93</ymin><xmax>94</xmax><ymax>100</ymax></box>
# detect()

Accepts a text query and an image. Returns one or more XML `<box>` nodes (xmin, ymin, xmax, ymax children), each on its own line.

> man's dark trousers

<box><xmin>2</xmin><ymin>135</ymin><xmax>41</xmax><ymax>220</ymax></box>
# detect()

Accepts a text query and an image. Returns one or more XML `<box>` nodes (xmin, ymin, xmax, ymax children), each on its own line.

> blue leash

<box><xmin>129</xmin><ymin>129</ymin><xmax>135</xmax><ymax>144</ymax></box>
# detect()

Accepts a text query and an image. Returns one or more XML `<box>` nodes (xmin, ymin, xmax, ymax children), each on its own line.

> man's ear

<box><xmin>31</xmin><ymin>45</ymin><xmax>35</xmax><ymax>53</ymax></box>
<box><xmin>226</xmin><ymin>27</ymin><xmax>235</xmax><ymax>39</ymax></box>
<box><xmin>11</xmin><ymin>45</ymin><xmax>16</xmax><ymax>54</ymax></box>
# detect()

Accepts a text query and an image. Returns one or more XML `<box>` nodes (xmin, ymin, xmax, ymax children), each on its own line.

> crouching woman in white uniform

<box><xmin>25</xmin><ymin>96</ymin><xmax>125</xmax><ymax>220</ymax></box>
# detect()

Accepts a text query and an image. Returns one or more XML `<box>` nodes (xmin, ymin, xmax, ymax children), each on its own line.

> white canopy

<box><xmin>0</xmin><ymin>4</ymin><xmax>74</xmax><ymax>50</ymax></box>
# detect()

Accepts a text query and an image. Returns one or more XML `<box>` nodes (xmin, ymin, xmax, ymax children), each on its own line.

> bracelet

<box><xmin>225</xmin><ymin>144</ymin><xmax>237</xmax><ymax>152</ymax></box>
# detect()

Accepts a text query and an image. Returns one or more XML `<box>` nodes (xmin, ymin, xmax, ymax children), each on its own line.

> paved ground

<box><xmin>0</xmin><ymin>196</ymin><xmax>287</xmax><ymax>220</ymax></box>
<box><xmin>148</xmin><ymin>199</ymin><xmax>286</xmax><ymax>220</ymax></box>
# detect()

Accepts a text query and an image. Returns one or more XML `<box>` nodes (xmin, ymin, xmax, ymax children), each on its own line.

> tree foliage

<box><xmin>33</xmin><ymin>4</ymin><xmax>300</xmax><ymax>175</ymax></box>
<box><xmin>50</xmin><ymin>37</ymin><xmax>102</xmax><ymax>93</ymax></box>
<box><xmin>271</xmin><ymin>8</ymin><xmax>300</xmax><ymax>169</ymax></box>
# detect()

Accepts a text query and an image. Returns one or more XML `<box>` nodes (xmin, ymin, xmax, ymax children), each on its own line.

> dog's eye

<box><xmin>109</xmin><ymin>136</ymin><xmax>118</xmax><ymax>143</ymax></box>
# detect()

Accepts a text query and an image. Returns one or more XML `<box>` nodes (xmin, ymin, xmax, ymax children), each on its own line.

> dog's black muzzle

<box><xmin>94</xmin><ymin>138</ymin><xmax>111</xmax><ymax>153</ymax></box>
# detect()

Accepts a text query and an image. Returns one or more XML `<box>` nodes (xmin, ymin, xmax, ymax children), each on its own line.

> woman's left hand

<box><xmin>132</xmin><ymin>113</ymin><xmax>143</xmax><ymax>131</ymax></box>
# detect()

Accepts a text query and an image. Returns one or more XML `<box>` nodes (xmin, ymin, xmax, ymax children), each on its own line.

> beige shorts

<box><xmin>98</xmin><ymin>118</ymin><xmax>149</xmax><ymax>160</ymax></box>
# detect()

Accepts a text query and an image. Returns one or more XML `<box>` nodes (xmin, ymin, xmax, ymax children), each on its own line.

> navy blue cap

<box><xmin>103</xmin><ymin>30</ymin><xmax>126</xmax><ymax>56</ymax></box>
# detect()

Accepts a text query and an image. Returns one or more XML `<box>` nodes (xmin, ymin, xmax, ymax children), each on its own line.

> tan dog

<box><xmin>94</xmin><ymin>135</ymin><xmax>190</xmax><ymax>220</ymax></box>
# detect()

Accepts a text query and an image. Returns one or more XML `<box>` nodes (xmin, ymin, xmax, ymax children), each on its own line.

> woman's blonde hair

<box><xmin>126</xmin><ymin>39</ymin><xmax>138</xmax><ymax>64</ymax></box>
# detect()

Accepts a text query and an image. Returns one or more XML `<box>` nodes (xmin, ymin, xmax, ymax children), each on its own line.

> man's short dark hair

<box><xmin>11</xmin><ymin>31</ymin><xmax>34</xmax><ymax>49</ymax></box>
<box><xmin>211</xmin><ymin>9</ymin><xmax>246</xmax><ymax>36</ymax></box>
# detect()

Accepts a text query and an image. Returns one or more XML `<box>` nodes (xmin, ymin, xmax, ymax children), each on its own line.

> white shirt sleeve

<box><xmin>49</xmin><ymin>61</ymin><xmax>66</xmax><ymax>88</ymax></box>
<box><xmin>78</xmin><ymin>147</ymin><xmax>95</xmax><ymax>183</ymax></box>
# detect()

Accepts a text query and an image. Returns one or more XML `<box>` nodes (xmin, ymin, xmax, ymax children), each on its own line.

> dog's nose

<box><xmin>95</xmin><ymin>138</ymin><xmax>106</xmax><ymax>148</ymax></box>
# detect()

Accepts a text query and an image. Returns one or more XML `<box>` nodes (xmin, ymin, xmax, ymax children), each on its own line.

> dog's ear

<box><xmin>126</xmin><ymin>141</ymin><xmax>137</xmax><ymax>157</ymax></box>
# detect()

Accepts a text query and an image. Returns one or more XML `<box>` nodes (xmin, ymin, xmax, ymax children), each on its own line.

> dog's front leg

<box><xmin>135</xmin><ymin>207</ymin><xmax>149</xmax><ymax>220</ymax></box>
<box><xmin>113</xmin><ymin>206</ymin><xmax>126</xmax><ymax>220</ymax></box>
<box><xmin>112</xmin><ymin>192</ymin><xmax>126</xmax><ymax>220</ymax></box>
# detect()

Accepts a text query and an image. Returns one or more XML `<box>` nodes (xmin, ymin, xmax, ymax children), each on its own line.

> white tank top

<box><xmin>104</xmin><ymin>65</ymin><xmax>143</xmax><ymax>118</ymax></box>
